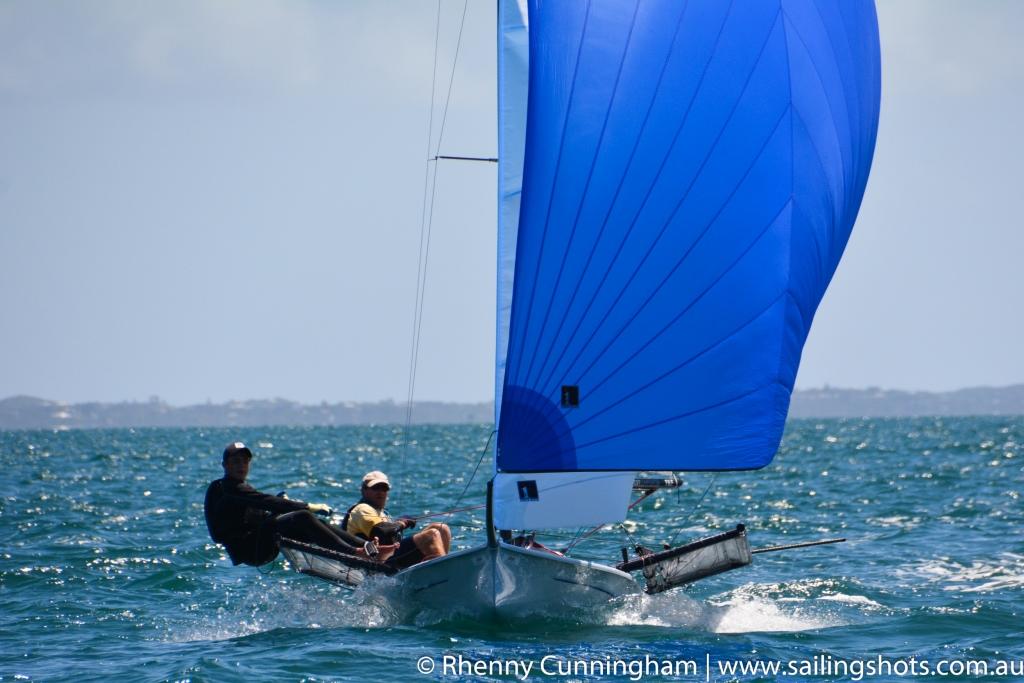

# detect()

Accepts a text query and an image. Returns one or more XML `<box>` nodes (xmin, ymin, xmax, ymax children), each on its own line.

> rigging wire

<box><xmin>398</xmin><ymin>0</ymin><xmax>442</xmax><ymax>507</ymax></box>
<box><xmin>561</xmin><ymin>475</ymin><xmax>700</xmax><ymax>556</ymax></box>
<box><xmin>667</xmin><ymin>474</ymin><xmax>717</xmax><ymax>547</ymax></box>
<box><xmin>398</xmin><ymin>0</ymin><xmax>470</xmax><ymax>506</ymax></box>
<box><xmin>446</xmin><ymin>429</ymin><xmax>495</xmax><ymax>518</ymax></box>
<box><xmin>383</xmin><ymin>430</ymin><xmax>490</xmax><ymax>527</ymax></box>
<box><xmin>413</xmin><ymin>503</ymin><xmax>486</xmax><ymax>521</ymax></box>
<box><xmin>562</xmin><ymin>480</ymin><xmax>665</xmax><ymax>555</ymax></box>
<box><xmin>562</xmin><ymin>527</ymin><xmax>586</xmax><ymax>554</ymax></box>
<box><xmin>433</xmin><ymin>155</ymin><xmax>499</xmax><ymax>162</ymax></box>
<box><xmin>616</xmin><ymin>522</ymin><xmax>642</xmax><ymax>558</ymax></box>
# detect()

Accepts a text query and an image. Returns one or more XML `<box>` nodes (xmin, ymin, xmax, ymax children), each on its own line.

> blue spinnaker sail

<box><xmin>496</xmin><ymin>0</ymin><xmax>881</xmax><ymax>473</ymax></box>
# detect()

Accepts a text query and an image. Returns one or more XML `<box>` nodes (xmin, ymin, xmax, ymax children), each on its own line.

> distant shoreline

<box><xmin>2</xmin><ymin>385</ymin><xmax>1023</xmax><ymax>430</ymax></box>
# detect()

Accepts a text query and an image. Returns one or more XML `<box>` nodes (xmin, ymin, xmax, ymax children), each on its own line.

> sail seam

<box><xmin>781</xmin><ymin>8</ymin><xmax>849</xmax><ymax>238</ymax></box>
<box><xmin>569</xmin><ymin>376</ymin><xmax>782</xmax><ymax>456</ymax></box>
<box><xmin>513</xmin><ymin>5</ymin><xmax>781</xmax><ymax>444</ymax></box>
<box><xmin>773</xmin><ymin>6</ymin><xmax>797</xmax><ymax>401</ymax></box>
<box><xmin>533</xmin><ymin>8</ymin><xmax>784</xmax><ymax>406</ymax></box>
<box><xmin>523</xmin><ymin>1</ymin><xmax>740</xmax><ymax>407</ymax></box>
<box><xmin>782</xmin><ymin>3</ymin><xmax>856</xmax><ymax>202</ymax></box>
<box><xmin>832</xmin><ymin>0</ymin><xmax>865</xmax><ymax>181</ymax></box>
<box><xmin>791</xmin><ymin>106</ymin><xmax>839</xmax><ymax>278</ymax></box>
<box><xmin>495</xmin><ymin>0</ymin><xmax>879</xmax><ymax>475</ymax></box>
<box><xmin>505</xmin><ymin>0</ymin><xmax>595</xmax><ymax>392</ymax></box>
<box><xmin>522</xmin><ymin>0</ymin><xmax>694</xmax><ymax>395</ymax></box>
<box><xmin>807</xmin><ymin>0</ymin><xmax>860</xmax><ymax>190</ymax></box>
<box><xmin>563</xmin><ymin>103</ymin><xmax>791</xmax><ymax>395</ymax></box>
<box><xmin>520</xmin><ymin>225</ymin><xmax>790</xmax><ymax>458</ymax></box>
<box><xmin>787</xmin><ymin>200</ymin><xmax>824</xmax><ymax>327</ymax></box>
<box><xmin>578</xmin><ymin>195</ymin><xmax>794</xmax><ymax>405</ymax></box>
<box><xmin>519</xmin><ymin>0</ymin><xmax>644</xmax><ymax>391</ymax></box>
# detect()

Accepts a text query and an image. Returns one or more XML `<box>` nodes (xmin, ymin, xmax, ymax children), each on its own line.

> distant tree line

<box><xmin>1</xmin><ymin>385</ymin><xmax>1022</xmax><ymax>431</ymax></box>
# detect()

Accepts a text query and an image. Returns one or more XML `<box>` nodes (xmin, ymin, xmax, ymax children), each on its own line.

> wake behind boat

<box><xmin>281</xmin><ymin>0</ymin><xmax>880</xmax><ymax>619</ymax></box>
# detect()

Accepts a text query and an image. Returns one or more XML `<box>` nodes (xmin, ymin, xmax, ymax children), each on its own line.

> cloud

<box><xmin>0</xmin><ymin>0</ymin><xmax>493</xmax><ymax>105</ymax></box>
<box><xmin>878</xmin><ymin>0</ymin><xmax>1024</xmax><ymax>97</ymax></box>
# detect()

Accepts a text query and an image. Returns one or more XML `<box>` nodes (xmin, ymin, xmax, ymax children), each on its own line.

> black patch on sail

<box><xmin>561</xmin><ymin>385</ymin><xmax>579</xmax><ymax>407</ymax></box>
<box><xmin>517</xmin><ymin>480</ymin><xmax>539</xmax><ymax>501</ymax></box>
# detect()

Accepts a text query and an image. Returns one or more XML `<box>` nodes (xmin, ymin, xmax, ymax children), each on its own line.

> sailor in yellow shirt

<box><xmin>343</xmin><ymin>471</ymin><xmax>451</xmax><ymax>569</ymax></box>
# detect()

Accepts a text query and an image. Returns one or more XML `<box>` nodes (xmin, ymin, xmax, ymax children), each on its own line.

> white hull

<box><xmin>391</xmin><ymin>542</ymin><xmax>640</xmax><ymax>619</ymax></box>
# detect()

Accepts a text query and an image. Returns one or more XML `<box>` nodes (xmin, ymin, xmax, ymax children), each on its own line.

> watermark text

<box><xmin>414</xmin><ymin>653</ymin><xmax>1024</xmax><ymax>681</ymax></box>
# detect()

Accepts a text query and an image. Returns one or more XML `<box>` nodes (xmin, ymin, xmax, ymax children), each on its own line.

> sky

<box><xmin>0</xmin><ymin>1</ymin><xmax>1021</xmax><ymax>406</ymax></box>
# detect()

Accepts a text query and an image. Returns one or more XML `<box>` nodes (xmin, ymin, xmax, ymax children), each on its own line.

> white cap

<box><xmin>361</xmin><ymin>470</ymin><xmax>390</xmax><ymax>488</ymax></box>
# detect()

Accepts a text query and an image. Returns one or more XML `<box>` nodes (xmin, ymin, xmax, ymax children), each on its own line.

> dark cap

<box><xmin>223</xmin><ymin>441</ymin><xmax>253</xmax><ymax>463</ymax></box>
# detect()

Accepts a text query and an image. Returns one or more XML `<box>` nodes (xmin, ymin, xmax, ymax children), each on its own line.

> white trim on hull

<box><xmin>393</xmin><ymin>542</ymin><xmax>640</xmax><ymax>619</ymax></box>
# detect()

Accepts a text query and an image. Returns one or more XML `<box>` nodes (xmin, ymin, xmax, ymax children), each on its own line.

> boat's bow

<box><xmin>394</xmin><ymin>542</ymin><xmax>639</xmax><ymax>619</ymax></box>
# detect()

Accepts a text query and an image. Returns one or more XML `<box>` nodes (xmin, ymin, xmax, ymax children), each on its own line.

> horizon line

<box><xmin>3</xmin><ymin>382</ymin><xmax>1024</xmax><ymax>408</ymax></box>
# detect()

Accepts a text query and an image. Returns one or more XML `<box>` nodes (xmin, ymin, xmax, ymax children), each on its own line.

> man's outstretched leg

<box><xmin>271</xmin><ymin>510</ymin><xmax>362</xmax><ymax>556</ymax></box>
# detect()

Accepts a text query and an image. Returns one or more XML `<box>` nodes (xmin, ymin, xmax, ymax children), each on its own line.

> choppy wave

<box><xmin>898</xmin><ymin>554</ymin><xmax>1024</xmax><ymax>594</ymax></box>
<box><xmin>166</xmin><ymin>571</ymin><xmax>885</xmax><ymax>639</ymax></box>
<box><xmin>3</xmin><ymin>419</ymin><xmax>1023</xmax><ymax>681</ymax></box>
<box><xmin>605</xmin><ymin>590</ymin><xmax>838</xmax><ymax>633</ymax></box>
<box><xmin>166</xmin><ymin>576</ymin><xmax>406</xmax><ymax>642</ymax></box>
<box><xmin>601</xmin><ymin>576</ymin><xmax>890</xmax><ymax>634</ymax></box>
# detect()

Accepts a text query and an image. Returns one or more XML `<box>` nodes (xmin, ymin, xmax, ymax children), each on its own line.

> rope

<box><xmin>383</xmin><ymin>430</ymin><xmax>491</xmax><ymax>524</ymax></box>
<box><xmin>629</xmin><ymin>489</ymin><xmax>656</xmax><ymax>510</ymax></box>
<box><xmin>668</xmin><ymin>474</ymin><xmax>716</xmax><ymax>547</ymax></box>
<box><xmin>412</xmin><ymin>504</ymin><xmax>485</xmax><ymax>521</ymax></box>
<box><xmin>617</xmin><ymin>523</ymin><xmax>642</xmax><ymax>555</ymax></box>
<box><xmin>398</xmin><ymin>0</ymin><xmax>443</xmax><ymax>507</ymax></box>
<box><xmin>398</xmin><ymin>0</ymin><xmax>470</xmax><ymax>507</ymax></box>
<box><xmin>562</xmin><ymin>527</ymin><xmax>586</xmax><ymax>554</ymax></box>
<box><xmin>563</xmin><ymin>486</ymin><xmax>660</xmax><ymax>555</ymax></box>
<box><xmin>563</xmin><ymin>476</ymin><xmax>714</xmax><ymax>557</ymax></box>
<box><xmin>445</xmin><ymin>429</ymin><xmax>494</xmax><ymax>518</ymax></box>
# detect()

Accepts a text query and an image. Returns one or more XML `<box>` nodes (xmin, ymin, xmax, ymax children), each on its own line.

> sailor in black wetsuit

<box><xmin>204</xmin><ymin>442</ymin><xmax>377</xmax><ymax>566</ymax></box>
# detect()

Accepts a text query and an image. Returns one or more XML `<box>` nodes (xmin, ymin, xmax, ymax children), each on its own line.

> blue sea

<box><xmin>1</xmin><ymin>418</ymin><xmax>1022</xmax><ymax>682</ymax></box>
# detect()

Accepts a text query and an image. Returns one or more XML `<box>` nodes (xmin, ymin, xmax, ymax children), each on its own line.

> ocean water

<box><xmin>1</xmin><ymin>418</ymin><xmax>1022</xmax><ymax>682</ymax></box>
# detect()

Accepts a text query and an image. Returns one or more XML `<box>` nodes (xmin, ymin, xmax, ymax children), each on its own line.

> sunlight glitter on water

<box><xmin>902</xmin><ymin>554</ymin><xmax>1024</xmax><ymax>593</ymax></box>
<box><xmin>1</xmin><ymin>420</ymin><xmax>1022</xmax><ymax>681</ymax></box>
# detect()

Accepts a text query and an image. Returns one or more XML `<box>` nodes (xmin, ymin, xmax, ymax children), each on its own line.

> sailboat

<box><xmin>282</xmin><ymin>0</ymin><xmax>881</xmax><ymax>618</ymax></box>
